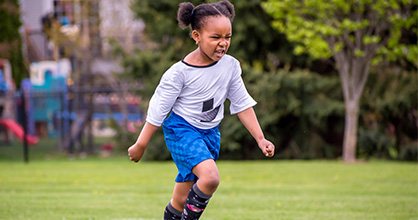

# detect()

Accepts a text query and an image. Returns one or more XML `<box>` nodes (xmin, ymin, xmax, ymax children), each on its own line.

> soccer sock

<box><xmin>181</xmin><ymin>184</ymin><xmax>212</xmax><ymax>220</ymax></box>
<box><xmin>164</xmin><ymin>201</ymin><xmax>182</xmax><ymax>220</ymax></box>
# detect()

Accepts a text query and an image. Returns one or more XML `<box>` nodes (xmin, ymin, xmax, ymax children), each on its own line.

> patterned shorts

<box><xmin>163</xmin><ymin>112</ymin><xmax>220</xmax><ymax>182</ymax></box>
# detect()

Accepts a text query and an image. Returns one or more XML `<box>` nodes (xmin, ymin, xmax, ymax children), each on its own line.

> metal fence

<box><xmin>1</xmin><ymin>85</ymin><xmax>143</xmax><ymax>161</ymax></box>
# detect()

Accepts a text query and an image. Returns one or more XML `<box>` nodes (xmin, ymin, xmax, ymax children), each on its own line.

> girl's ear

<box><xmin>192</xmin><ymin>30</ymin><xmax>200</xmax><ymax>45</ymax></box>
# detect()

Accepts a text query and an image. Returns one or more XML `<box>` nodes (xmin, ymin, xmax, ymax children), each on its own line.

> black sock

<box><xmin>164</xmin><ymin>201</ymin><xmax>182</xmax><ymax>220</ymax></box>
<box><xmin>181</xmin><ymin>184</ymin><xmax>212</xmax><ymax>220</ymax></box>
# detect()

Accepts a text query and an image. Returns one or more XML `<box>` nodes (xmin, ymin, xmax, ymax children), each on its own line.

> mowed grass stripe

<box><xmin>0</xmin><ymin>159</ymin><xmax>416</xmax><ymax>220</ymax></box>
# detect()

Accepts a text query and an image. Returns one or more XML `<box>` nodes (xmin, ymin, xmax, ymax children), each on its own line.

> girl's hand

<box><xmin>128</xmin><ymin>144</ymin><xmax>146</xmax><ymax>162</ymax></box>
<box><xmin>258</xmin><ymin>138</ymin><xmax>275</xmax><ymax>157</ymax></box>
<box><xmin>127</xmin><ymin>122</ymin><xmax>159</xmax><ymax>163</ymax></box>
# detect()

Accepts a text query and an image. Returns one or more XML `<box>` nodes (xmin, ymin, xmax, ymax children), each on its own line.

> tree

<box><xmin>262</xmin><ymin>0</ymin><xmax>418</xmax><ymax>162</ymax></box>
<box><xmin>0</xmin><ymin>0</ymin><xmax>26</xmax><ymax>87</ymax></box>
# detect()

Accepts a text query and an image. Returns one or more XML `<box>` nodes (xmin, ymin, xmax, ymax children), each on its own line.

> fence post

<box><xmin>21</xmin><ymin>88</ymin><xmax>29</xmax><ymax>163</ymax></box>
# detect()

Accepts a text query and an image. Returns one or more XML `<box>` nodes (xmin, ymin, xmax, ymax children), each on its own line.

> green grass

<box><xmin>0</xmin><ymin>158</ymin><xmax>416</xmax><ymax>220</ymax></box>
<box><xmin>0</xmin><ymin>139</ymin><xmax>417</xmax><ymax>219</ymax></box>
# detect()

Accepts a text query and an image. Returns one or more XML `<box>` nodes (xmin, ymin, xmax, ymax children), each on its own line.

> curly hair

<box><xmin>177</xmin><ymin>0</ymin><xmax>235</xmax><ymax>30</ymax></box>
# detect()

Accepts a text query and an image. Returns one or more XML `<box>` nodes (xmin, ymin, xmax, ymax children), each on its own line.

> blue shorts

<box><xmin>163</xmin><ymin>112</ymin><xmax>220</xmax><ymax>182</ymax></box>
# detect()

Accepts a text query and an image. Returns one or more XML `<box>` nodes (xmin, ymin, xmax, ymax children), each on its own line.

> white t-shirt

<box><xmin>146</xmin><ymin>54</ymin><xmax>256</xmax><ymax>129</ymax></box>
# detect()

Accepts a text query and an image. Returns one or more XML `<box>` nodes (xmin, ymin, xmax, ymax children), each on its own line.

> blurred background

<box><xmin>0</xmin><ymin>0</ymin><xmax>416</xmax><ymax>162</ymax></box>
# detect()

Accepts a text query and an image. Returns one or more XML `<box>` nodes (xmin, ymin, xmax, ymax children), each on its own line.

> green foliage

<box><xmin>0</xmin><ymin>0</ymin><xmax>26</xmax><ymax>87</ymax></box>
<box><xmin>129</xmin><ymin>0</ymin><xmax>309</xmax><ymax>70</ymax></box>
<box><xmin>399</xmin><ymin>143</ymin><xmax>418</xmax><ymax>161</ymax></box>
<box><xmin>262</xmin><ymin>0</ymin><xmax>418</xmax><ymax>65</ymax></box>
<box><xmin>115</xmin><ymin>0</ymin><xmax>417</xmax><ymax>161</ymax></box>
<box><xmin>0</xmin><ymin>0</ymin><xmax>21</xmax><ymax>42</ymax></box>
<box><xmin>357</xmin><ymin>129</ymin><xmax>397</xmax><ymax>159</ymax></box>
<box><xmin>263</xmin><ymin>0</ymin><xmax>417</xmax><ymax>162</ymax></box>
<box><xmin>360</xmin><ymin>68</ymin><xmax>417</xmax><ymax>160</ymax></box>
<box><xmin>130</xmin><ymin>0</ymin><xmax>201</xmax><ymax>64</ymax></box>
<box><xmin>221</xmin><ymin>67</ymin><xmax>345</xmax><ymax>159</ymax></box>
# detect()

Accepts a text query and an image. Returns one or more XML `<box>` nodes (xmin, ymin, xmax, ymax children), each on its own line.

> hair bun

<box><xmin>218</xmin><ymin>0</ymin><xmax>235</xmax><ymax>21</ymax></box>
<box><xmin>177</xmin><ymin>2</ymin><xmax>195</xmax><ymax>29</ymax></box>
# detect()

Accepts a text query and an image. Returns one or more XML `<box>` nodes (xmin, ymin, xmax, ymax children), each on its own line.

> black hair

<box><xmin>177</xmin><ymin>0</ymin><xmax>235</xmax><ymax>30</ymax></box>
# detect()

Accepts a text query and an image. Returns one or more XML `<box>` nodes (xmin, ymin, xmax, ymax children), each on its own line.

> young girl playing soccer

<box><xmin>128</xmin><ymin>1</ymin><xmax>275</xmax><ymax>219</ymax></box>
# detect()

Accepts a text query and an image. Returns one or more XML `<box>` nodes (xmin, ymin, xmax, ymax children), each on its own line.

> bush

<box><xmin>399</xmin><ymin>143</ymin><xmax>418</xmax><ymax>162</ymax></box>
<box><xmin>357</xmin><ymin>129</ymin><xmax>397</xmax><ymax>160</ymax></box>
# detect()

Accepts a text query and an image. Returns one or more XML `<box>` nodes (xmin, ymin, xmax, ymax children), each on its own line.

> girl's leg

<box><xmin>164</xmin><ymin>181</ymin><xmax>194</xmax><ymax>220</ymax></box>
<box><xmin>181</xmin><ymin>159</ymin><xmax>219</xmax><ymax>220</ymax></box>
<box><xmin>172</xmin><ymin>181</ymin><xmax>195</xmax><ymax>211</ymax></box>
<box><xmin>192</xmin><ymin>159</ymin><xmax>220</xmax><ymax>195</ymax></box>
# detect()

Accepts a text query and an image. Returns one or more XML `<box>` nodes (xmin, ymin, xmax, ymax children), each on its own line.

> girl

<box><xmin>128</xmin><ymin>1</ymin><xmax>275</xmax><ymax>219</ymax></box>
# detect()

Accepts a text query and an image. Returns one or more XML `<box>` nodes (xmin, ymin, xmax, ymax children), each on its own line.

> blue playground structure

<box><xmin>31</xmin><ymin>71</ymin><xmax>68</xmax><ymax>137</ymax></box>
<box><xmin>0</xmin><ymin>58</ymin><xmax>143</xmax><ymax>158</ymax></box>
<box><xmin>25</xmin><ymin>59</ymin><xmax>142</xmax><ymax>151</ymax></box>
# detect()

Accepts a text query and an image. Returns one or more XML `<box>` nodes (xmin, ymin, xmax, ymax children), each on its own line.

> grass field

<box><xmin>0</xmin><ymin>140</ymin><xmax>417</xmax><ymax>220</ymax></box>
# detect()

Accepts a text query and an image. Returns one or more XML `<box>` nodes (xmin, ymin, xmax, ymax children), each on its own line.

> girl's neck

<box><xmin>183</xmin><ymin>48</ymin><xmax>217</xmax><ymax>66</ymax></box>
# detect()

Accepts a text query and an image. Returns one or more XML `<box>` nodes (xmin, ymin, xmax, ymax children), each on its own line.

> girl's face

<box><xmin>193</xmin><ymin>16</ymin><xmax>232</xmax><ymax>63</ymax></box>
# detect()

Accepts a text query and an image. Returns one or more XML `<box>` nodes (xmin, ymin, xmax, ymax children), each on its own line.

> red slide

<box><xmin>0</xmin><ymin>119</ymin><xmax>38</xmax><ymax>145</ymax></box>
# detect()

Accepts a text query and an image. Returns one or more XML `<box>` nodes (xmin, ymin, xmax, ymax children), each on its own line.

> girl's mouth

<box><xmin>215</xmin><ymin>49</ymin><xmax>225</xmax><ymax>58</ymax></box>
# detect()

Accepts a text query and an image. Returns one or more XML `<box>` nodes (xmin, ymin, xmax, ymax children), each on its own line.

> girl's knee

<box><xmin>193</xmin><ymin>159</ymin><xmax>220</xmax><ymax>193</ymax></box>
<box><xmin>200</xmin><ymin>170</ymin><xmax>220</xmax><ymax>192</ymax></box>
<box><xmin>209</xmin><ymin>171</ymin><xmax>220</xmax><ymax>188</ymax></box>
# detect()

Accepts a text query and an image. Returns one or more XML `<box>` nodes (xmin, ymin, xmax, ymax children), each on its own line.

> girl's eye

<box><xmin>211</xmin><ymin>37</ymin><xmax>231</xmax><ymax>39</ymax></box>
<box><xmin>210</xmin><ymin>36</ymin><xmax>231</xmax><ymax>40</ymax></box>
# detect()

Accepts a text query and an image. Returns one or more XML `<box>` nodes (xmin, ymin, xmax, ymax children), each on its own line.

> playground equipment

<box><xmin>0</xmin><ymin>59</ymin><xmax>34</xmax><ymax>145</ymax></box>
<box><xmin>30</xmin><ymin>59</ymin><xmax>70</xmax><ymax>137</ymax></box>
<box><xmin>0</xmin><ymin>119</ymin><xmax>38</xmax><ymax>145</ymax></box>
<box><xmin>0</xmin><ymin>57</ymin><xmax>143</xmax><ymax>160</ymax></box>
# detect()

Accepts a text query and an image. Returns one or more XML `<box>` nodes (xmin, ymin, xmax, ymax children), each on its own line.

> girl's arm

<box><xmin>237</xmin><ymin>107</ymin><xmax>275</xmax><ymax>157</ymax></box>
<box><xmin>128</xmin><ymin>122</ymin><xmax>159</xmax><ymax>162</ymax></box>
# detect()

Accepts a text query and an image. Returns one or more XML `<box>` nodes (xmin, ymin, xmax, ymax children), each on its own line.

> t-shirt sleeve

<box><xmin>227</xmin><ymin>60</ymin><xmax>257</xmax><ymax>115</ymax></box>
<box><xmin>146</xmin><ymin>69</ymin><xmax>183</xmax><ymax>126</ymax></box>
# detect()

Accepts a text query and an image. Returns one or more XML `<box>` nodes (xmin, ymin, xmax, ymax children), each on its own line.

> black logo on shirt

<box><xmin>200</xmin><ymin>98</ymin><xmax>220</xmax><ymax>122</ymax></box>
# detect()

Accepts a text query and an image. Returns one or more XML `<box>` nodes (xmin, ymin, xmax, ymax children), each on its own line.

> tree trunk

<box><xmin>332</xmin><ymin>47</ymin><xmax>371</xmax><ymax>163</ymax></box>
<box><xmin>342</xmin><ymin>99</ymin><xmax>360</xmax><ymax>163</ymax></box>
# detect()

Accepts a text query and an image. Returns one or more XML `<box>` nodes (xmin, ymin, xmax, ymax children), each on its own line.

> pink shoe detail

<box><xmin>187</xmin><ymin>204</ymin><xmax>204</xmax><ymax>213</ymax></box>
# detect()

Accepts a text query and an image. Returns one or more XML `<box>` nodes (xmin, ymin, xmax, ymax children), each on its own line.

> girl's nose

<box><xmin>219</xmin><ymin>39</ymin><xmax>227</xmax><ymax>46</ymax></box>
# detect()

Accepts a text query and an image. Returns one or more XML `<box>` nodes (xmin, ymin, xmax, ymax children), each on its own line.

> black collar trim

<box><xmin>181</xmin><ymin>59</ymin><xmax>218</xmax><ymax>68</ymax></box>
